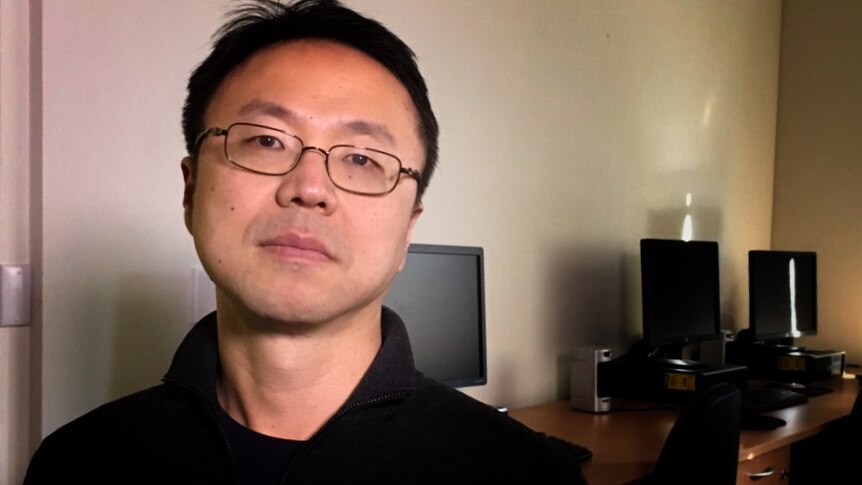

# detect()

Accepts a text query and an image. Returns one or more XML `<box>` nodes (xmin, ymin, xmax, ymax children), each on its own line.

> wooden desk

<box><xmin>509</xmin><ymin>375</ymin><xmax>859</xmax><ymax>485</ymax></box>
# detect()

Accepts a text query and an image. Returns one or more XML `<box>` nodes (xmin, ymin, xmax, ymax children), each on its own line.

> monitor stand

<box><xmin>601</xmin><ymin>340</ymin><xmax>746</xmax><ymax>402</ymax></box>
<box><xmin>647</xmin><ymin>345</ymin><xmax>710</xmax><ymax>371</ymax></box>
<box><xmin>648</xmin><ymin>356</ymin><xmax>710</xmax><ymax>371</ymax></box>
<box><xmin>754</xmin><ymin>338</ymin><xmax>804</xmax><ymax>353</ymax></box>
<box><xmin>736</xmin><ymin>331</ymin><xmax>804</xmax><ymax>353</ymax></box>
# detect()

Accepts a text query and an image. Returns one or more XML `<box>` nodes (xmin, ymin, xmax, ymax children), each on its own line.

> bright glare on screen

<box><xmin>789</xmin><ymin>258</ymin><xmax>800</xmax><ymax>338</ymax></box>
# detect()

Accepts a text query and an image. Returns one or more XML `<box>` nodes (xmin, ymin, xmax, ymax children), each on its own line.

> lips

<box><xmin>259</xmin><ymin>233</ymin><xmax>333</xmax><ymax>261</ymax></box>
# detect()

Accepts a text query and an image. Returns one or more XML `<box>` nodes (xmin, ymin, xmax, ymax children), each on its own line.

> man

<box><xmin>25</xmin><ymin>1</ymin><xmax>586</xmax><ymax>483</ymax></box>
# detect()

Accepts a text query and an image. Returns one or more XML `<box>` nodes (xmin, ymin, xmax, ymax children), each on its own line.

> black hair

<box><xmin>181</xmin><ymin>0</ymin><xmax>438</xmax><ymax>200</ymax></box>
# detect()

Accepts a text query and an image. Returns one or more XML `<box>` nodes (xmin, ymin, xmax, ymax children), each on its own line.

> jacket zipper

<box><xmin>164</xmin><ymin>376</ymin><xmax>240</xmax><ymax>485</ymax></box>
<box><xmin>278</xmin><ymin>390</ymin><xmax>413</xmax><ymax>484</ymax></box>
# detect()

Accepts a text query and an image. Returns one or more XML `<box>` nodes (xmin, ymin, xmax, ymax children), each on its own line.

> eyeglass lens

<box><xmin>225</xmin><ymin>123</ymin><xmax>403</xmax><ymax>195</ymax></box>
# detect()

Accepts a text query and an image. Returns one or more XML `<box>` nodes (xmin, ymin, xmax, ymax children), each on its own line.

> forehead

<box><xmin>205</xmin><ymin>40</ymin><xmax>422</xmax><ymax>155</ymax></box>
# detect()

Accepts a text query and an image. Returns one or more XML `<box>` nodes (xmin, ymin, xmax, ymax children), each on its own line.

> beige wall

<box><xmin>2</xmin><ymin>1</ymin><xmax>785</xmax><ymax>482</ymax></box>
<box><xmin>772</xmin><ymin>1</ymin><xmax>862</xmax><ymax>364</ymax></box>
<box><xmin>0</xmin><ymin>1</ymin><xmax>32</xmax><ymax>484</ymax></box>
<box><xmin>363</xmin><ymin>0</ymin><xmax>780</xmax><ymax>406</ymax></box>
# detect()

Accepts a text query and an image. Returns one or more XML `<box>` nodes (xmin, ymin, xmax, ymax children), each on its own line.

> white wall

<box><xmin>5</xmin><ymin>1</ymin><xmax>782</xmax><ymax>480</ymax></box>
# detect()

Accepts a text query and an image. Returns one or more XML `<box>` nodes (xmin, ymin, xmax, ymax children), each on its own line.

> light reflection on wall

<box><xmin>681</xmin><ymin>192</ymin><xmax>693</xmax><ymax>241</ymax></box>
<box><xmin>702</xmin><ymin>97</ymin><xmax>713</xmax><ymax>128</ymax></box>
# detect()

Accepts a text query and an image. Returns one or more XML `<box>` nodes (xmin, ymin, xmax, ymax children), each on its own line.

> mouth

<box><xmin>259</xmin><ymin>233</ymin><xmax>333</xmax><ymax>262</ymax></box>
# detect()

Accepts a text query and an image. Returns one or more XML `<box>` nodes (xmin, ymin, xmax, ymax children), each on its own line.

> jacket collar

<box><xmin>163</xmin><ymin>306</ymin><xmax>419</xmax><ymax>409</ymax></box>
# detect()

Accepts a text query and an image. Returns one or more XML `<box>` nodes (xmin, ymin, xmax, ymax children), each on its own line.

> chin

<box><xmin>243</xmin><ymin>292</ymin><xmax>350</xmax><ymax>327</ymax></box>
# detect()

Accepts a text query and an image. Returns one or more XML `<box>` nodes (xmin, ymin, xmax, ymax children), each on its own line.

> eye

<box><xmin>253</xmin><ymin>135</ymin><xmax>283</xmax><ymax>150</ymax></box>
<box><xmin>346</xmin><ymin>153</ymin><xmax>371</xmax><ymax>167</ymax></box>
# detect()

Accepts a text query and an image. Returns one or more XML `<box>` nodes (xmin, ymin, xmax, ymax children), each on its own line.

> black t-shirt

<box><xmin>219</xmin><ymin>407</ymin><xmax>304</xmax><ymax>484</ymax></box>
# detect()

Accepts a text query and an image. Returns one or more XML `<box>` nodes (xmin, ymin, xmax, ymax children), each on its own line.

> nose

<box><xmin>274</xmin><ymin>147</ymin><xmax>337</xmax><ymax>212</ymax></box>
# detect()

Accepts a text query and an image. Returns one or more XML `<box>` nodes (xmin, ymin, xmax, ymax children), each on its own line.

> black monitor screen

<box><xmin>749</xmin><ymin>250</ymin><xmax>817</xmax><ymax>340</ymax></box>
<box><xmin>640</xmin><ymin>239</ymin><xmax>721</xmax><ymax>347</ymax></box>
<box><xmin>383</xmin><ymin>244</ymin><xmax>487</xmax><ymax>388</ymax></box>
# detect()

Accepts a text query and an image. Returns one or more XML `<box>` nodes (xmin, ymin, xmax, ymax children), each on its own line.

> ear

<box><xmin>398</xmin><ymin>202</ymin><xmax>424</xmax><ymax>271</ymax></box>
<box><xmin>408</xmin><ymin>201</ymin><xmax>424</xmax><ymax>236</ymax></box>
<box><xmin>181</xmin><ymin>157</ymin><xmax>196</xmax><ymax>233</ymax></box>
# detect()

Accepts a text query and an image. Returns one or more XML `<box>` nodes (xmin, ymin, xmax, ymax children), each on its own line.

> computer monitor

<box><xmin>749</xmin><ymin>250</ymin><xmax>817</xmax><ymax>343</ymax></box>
<box><xmin>640</xmin><ymin>239</ymin><xmax>721</xmax><ymax>363</ymax></box>
<box><xmin>383</xmin><ymin>243</ymin><xmax>487</xmax><ymax>388</ymax></box>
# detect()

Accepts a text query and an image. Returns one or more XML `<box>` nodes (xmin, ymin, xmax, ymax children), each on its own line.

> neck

<box><xmin>214</xmin><ymin>299</ymin><xmax>383</xmax><ymax>440</ymax></box>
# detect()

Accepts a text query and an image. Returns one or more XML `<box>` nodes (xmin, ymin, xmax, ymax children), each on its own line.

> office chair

<box><xmin>852</xmin><ymin>381</ymin><xmax>862</xmax><ymax>421</ymax></box>
<box><xmin>640</xmin><ymin>382</ymin><xmax>742</xmax><ymax>485</ymax></box>
<box><xmin>790</xmin><ymin>380</ymin><xmax>861</xmax><ymax>484</ymax></box>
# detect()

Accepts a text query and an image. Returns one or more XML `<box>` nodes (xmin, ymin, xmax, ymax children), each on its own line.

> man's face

<box><xmin>183</xmin><ymin>40</ymin><xmax>424</xmax><ymax>327</ymax></box>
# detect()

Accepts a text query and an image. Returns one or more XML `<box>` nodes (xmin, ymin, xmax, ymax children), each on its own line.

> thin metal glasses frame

<box><xmin>194</xmin><ymin>122</ymin><xmax>421</xmax><ymax>196</ymax></box>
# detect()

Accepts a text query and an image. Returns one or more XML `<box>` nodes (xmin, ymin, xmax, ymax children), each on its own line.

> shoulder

<box><xmin>41</xmin><ymin>383</ymin><xmax>195</xmax><ymax>441</ymax></box>
<box><xmin>25</xmin><ymin>384</ymin><xmax>225</xmax><ymax>484</ymax></box>
<box><xmin>320</xmin><ymin>376</ymin><xmax>586</xmax><ymax>484</ymax></box>
<box><xmin>408</xmin><ymin>377</ymin><xmax>563</xmax><ymax>453</ymax></box>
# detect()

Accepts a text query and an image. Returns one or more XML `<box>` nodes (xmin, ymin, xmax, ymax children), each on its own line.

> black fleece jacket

<box><xmin>24</xmin><ymin>308</ymin><xmax>586</xmax><ymax>484</ymax></box>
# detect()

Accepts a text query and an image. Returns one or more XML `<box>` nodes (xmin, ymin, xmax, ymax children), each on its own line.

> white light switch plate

<box><xmin>0</xmin><ymin>264</ymin><xmax>31</xmax><ymax>327</ymax></box>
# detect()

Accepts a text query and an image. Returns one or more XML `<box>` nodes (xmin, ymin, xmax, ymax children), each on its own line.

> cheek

<box><xmin>192</xmin><ymin>176</ymin><xmax>253</xmax><ymax>241</ymax></box>
<box><xmin>351</xmin><ymin>203</ymin><xmax>415</xmax><ymax>257</ymax></box>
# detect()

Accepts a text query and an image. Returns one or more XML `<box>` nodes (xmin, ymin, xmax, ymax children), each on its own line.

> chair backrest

<box><xmin>850</xmin><ymin>383</ymin><xmax>862</xmax><ymax>436</ymax></box>
<box><xmin>643</xmin><ymin>382</ymin><xmax>742</xmax><ymax>485</ymax></box>
<box><xmin>852</xmin><ymin>383</ymin><xmax>862</xmax><ymax>418</ymax></box>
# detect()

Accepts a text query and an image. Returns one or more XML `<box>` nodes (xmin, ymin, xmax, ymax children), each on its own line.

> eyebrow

<box><xmin>238</xmin><ymin>99</ymin><xmax>298</xmax><ymax>121</ymax></box>
<box><xmin>237</xmin><ymin>98</ymin><xmax>397</xmax><ymax>147</ymax></box>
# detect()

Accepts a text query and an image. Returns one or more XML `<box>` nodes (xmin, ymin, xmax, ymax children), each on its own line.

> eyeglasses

<box><xmin>194</xmin><ymin>122</ymin><xmax>422</xmax><ymax>196</ymax></box>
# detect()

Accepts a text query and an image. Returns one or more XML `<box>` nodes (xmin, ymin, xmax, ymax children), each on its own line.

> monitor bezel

<box><xmin>388</xmin><ymin>243</ymin><xmax>488</xmax><ymax>388</ymax></box>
